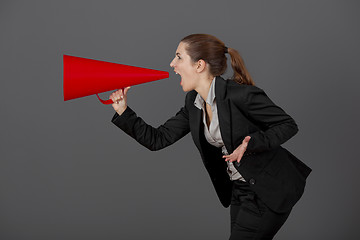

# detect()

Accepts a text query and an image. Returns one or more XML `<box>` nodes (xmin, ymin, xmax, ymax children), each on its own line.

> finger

<box><xmin>113</xmin><ymin>96</ymin><xmax>121</xmax><ymax>104</ymax></box>
<box><xmin>226</xmin><ymin>156</ymin><xmax>235</xmax><ymax>162</ymax></box>
<box><xmin>124</xmin><ymin>86</ymin><xmax>131</xmax><ymax>95</ymax></box>
<box><xmin>111</xmin><ymin>95</ymin><xmax>119</xmax><ymax>103</ymax></box>
<box><xmin>119</xmin><ymin>88</ymin><xmax>124</xmax><ymax>99</ymax></box>
<box><xmin>118</xmin><ymin>88</ymin><xmax>124</xmax><ymax>98</ymax></box>
<box><xmin>229</xmin><ymin>158</ymin><xmax>237</xmax><ymax>163</ymax></box>
<box><xmin>110</xmin><ymin>91</ymin><xmax>118</xmax><ymax>100</ymax></box>
<box><xmin>240</xmin><ymin>139</ymin><xmax>250</xmax><ymax>151</ymax></box>
<box><xmin>237</xmin><ymin>153</ymin><xmax>244</xmax><ymax>163</ymax></box>
<box><xmin>243</xmin><ymin>136</ymin><xmax>251</xmax><ymax>144</ymax></box>
<box><xmin>113</xmin><ymin>92</ymin><xmax>118</xmax><ymax>101</ymax></box>
<box><xmin>223</xmin><ymin>154</ymin><xmax>233</xmax><ymax>159</ymax></box>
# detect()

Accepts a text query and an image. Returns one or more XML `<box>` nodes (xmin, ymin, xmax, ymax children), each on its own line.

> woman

<box><xmin>109</xmin><ymin>34</ymin><xmax>311</xmax><ymax>239</ymax></box>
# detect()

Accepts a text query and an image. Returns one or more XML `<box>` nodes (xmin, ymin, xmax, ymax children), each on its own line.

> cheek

<box><xmin>183</xmin><ymin>67</ymin><xmax>193</xmax><ymax>76</ymax></box>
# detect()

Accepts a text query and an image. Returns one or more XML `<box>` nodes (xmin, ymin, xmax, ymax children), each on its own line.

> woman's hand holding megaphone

<box><xmin>110</xmin><ymin>86</ymin><xmax>131</xmax><ymax>115</ymax></box>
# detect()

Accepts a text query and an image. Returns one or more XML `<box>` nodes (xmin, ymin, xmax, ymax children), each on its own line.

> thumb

<box><xmin>124</xmin><ymin>86</ymin><xmax>131</xmax><ymax>95</ymax></box>
<box><xmin>244</xmin><ymin>136</ymin><xmax>251</xmax><ymax>143</ymax></box>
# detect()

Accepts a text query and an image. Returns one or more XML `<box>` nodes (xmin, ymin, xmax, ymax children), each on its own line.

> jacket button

<box><xmin>249</xmin><ymin>178</ymin><xmax>256</xmax><ymax>185</ymax></box>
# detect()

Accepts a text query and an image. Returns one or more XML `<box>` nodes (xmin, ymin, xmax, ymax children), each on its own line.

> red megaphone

<box><xmin>63</xmin><ymin>55</ymin><xmax>169</xmax><ymax>104</ymax></box>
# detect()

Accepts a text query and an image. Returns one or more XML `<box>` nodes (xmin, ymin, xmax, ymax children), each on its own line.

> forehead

<box><xmin>176</xmin><ymin>42</ymin><xmax>188</xmax><ymax>54</ymax></box>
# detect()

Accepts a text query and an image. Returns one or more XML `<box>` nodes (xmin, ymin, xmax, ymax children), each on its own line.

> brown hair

<box><xmin>181</xmin><ymin>34</ymin><xmax>255</xmax><ymax>86</ymax></box>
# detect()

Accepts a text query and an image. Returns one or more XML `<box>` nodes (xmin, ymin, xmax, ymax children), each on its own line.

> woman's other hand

<box><xmin>223</xmin><ymin>136</ymin><xmax>251</xmax><ymax>163</ymax></box>
<box><xmin>110</xmin><ymin>86</ymin><xmax>131</xmax><ymax>115</ymax></box>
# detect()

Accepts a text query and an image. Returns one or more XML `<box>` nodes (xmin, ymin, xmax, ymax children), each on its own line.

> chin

<box><xmin>181</xmin><ymin>84</ymin><xmax>190</xmax><ymax>92</ymax></box>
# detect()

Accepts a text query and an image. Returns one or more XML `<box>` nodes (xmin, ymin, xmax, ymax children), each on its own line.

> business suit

<box><xmin>111</xmin><ymin>76</ymin><xmax>311</xmax><ymax>215</ymax></box>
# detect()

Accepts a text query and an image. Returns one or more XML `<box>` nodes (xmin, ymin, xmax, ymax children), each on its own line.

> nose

<box><xmin>170</xmin><ymin>57</ymin><xmax>175</xmax><ymax>68</ymax></box>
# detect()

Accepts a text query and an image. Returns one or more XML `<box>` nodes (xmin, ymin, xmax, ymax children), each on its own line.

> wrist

<box><xmin>116</xmin><ymin>106</ymin><xmax>127</xmax><ymax>115</ymax></box>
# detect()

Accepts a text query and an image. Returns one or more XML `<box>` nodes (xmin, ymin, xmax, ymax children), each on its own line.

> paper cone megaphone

<box><xmin>63</xmin><ymin>55</ymin><xmax>169</xmax><ymax>104</ymax></box>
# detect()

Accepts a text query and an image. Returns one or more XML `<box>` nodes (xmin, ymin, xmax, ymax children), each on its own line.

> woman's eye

<box><xmin>177</xmin><ymin>56</ymin><xmax>181</xmax><ymax>59</ymax></box>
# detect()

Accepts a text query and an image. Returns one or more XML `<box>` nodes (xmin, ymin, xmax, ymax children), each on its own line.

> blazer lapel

<box><xmin>189</xmin><ymin>105</ymin><xmax>202</xmax><ymax>153</ymax></box>
<box><xmin>215</xmin><ymin>76</ymin><xmax>234</xmax><ymax>154</ymax></box>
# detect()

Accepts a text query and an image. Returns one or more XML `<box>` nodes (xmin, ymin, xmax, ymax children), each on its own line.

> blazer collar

<box><xmin>214</xmin><ymin>75</ymin><xmax>227</xmax><ymax>100</ymax></box>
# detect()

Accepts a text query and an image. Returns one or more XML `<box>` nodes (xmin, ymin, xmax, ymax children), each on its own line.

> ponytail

<box><xmin>228</xmin><ymin>47</ymin><xmax>255</xmax><ymax>86</ymax></box>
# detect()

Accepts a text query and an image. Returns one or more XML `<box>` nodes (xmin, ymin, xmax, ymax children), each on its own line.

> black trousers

<box><xmin>229</xmin><ymin>180</ymin><xmax>291</xmax><ymax>240</ymax></box>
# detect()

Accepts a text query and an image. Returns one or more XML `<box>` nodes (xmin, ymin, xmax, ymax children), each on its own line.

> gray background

<box><xmin>1</xmin><ymin>0</ymin><xmax>359</xmax><ymax>239</ymax></box>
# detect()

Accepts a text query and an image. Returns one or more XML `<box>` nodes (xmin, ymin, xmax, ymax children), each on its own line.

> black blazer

<box><xmin>112</xmin><ymin>76</ymin><xmax>311</xmax><ymax>213</ymax></box>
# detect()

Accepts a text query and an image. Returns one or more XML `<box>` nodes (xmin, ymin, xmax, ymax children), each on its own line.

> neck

<box><xmin>195</xmin><ymin>75</ymin><xmax>215</xmax><ymax>102</ymax></box>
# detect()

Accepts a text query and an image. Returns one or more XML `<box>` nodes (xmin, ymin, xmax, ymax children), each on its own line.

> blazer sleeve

<box><xmin>111</xmin><ymin>97</ymin><xmax>191</xmax><ymax>151</ymax></box>
<box><xmin>238</xmin><ymin>86</ymin><xmax>299</xmax><ymax>152</ymax></box>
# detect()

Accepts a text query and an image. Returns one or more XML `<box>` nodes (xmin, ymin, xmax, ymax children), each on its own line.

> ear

<box><xmin>196</xmin><ymin>59</ymin><xmax>207</xmax><ymax>73</ymax></box>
